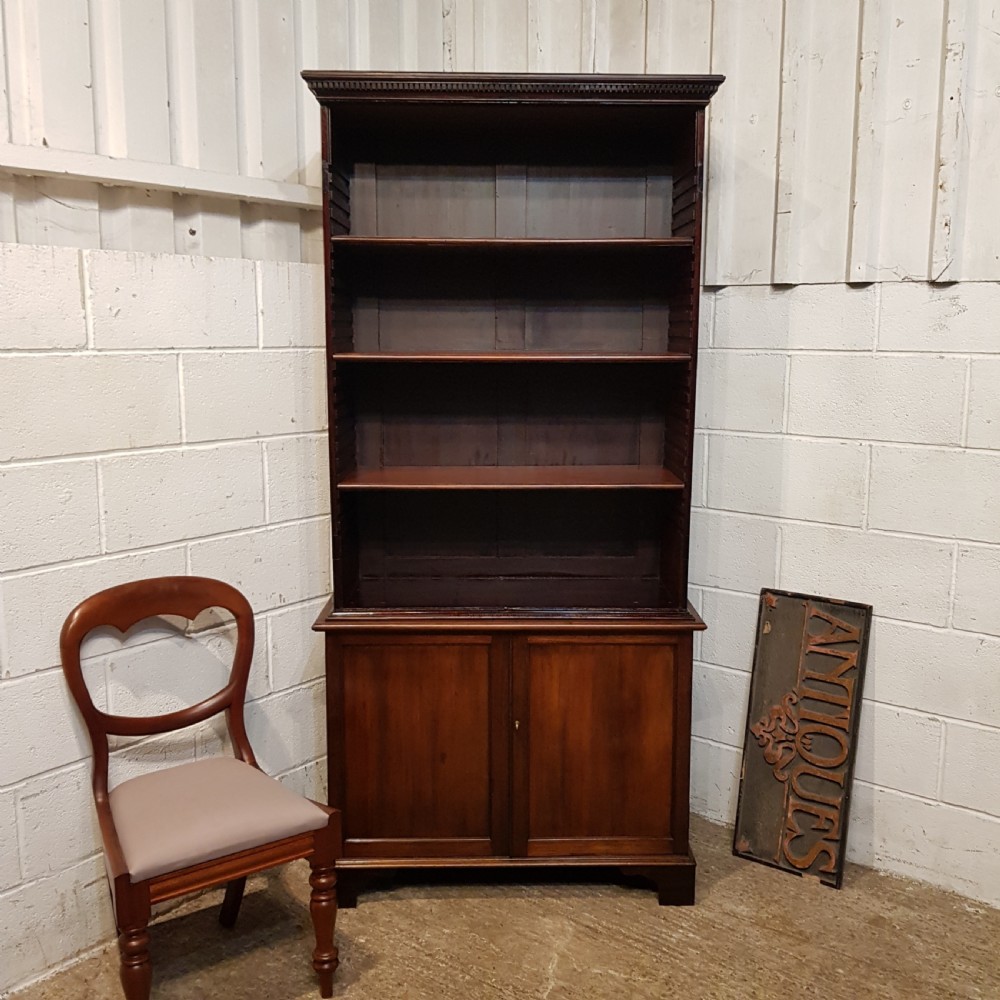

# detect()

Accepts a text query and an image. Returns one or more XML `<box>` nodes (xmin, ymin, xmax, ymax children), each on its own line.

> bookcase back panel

<box><xmin>523</xmin><ymin>303</ymin><xmax>646</xmax><ymax>351</ymax></box>
<box><xmin>350</xmin><ymin>491</ymin><xmax>674</xmax><ymax>609</ymax></box>
<box><xmin>524</xmin><ymin>168</ymin><xmax>671</xmax><ymax>239</ymax></box>
<box><xmin>349</xmin><ymin>165</ymin><xmax>674</xmax><ymax>239</ymax></box>
<box><xmin>352</xmin><ymin>298</ymin><xmax>669</xmax><ymax>354</ymax></box>
<box><xmin>328</xmin><ymin>101</ymin><xmax>696</xmax><ymax>170</ymax></box>
<box><xmin>348</xmin><ymin>364</ymin><xmax>676</xmax><ymax>471</ymax></box>
<box><xmin>339</xmin><ymin>243</ymin><xmax>686</xmax><ymax>357</ymax></box>
<box><xmin>353</xmin><ymin>299</ymin><xmax>499</xmax><ymax>353</ymax></box>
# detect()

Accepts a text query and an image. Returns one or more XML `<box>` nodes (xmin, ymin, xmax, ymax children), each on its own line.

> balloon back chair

<box><xmin>59</xmin><ymin>576</ymin><xmax>339</xmax><ymax>1000</ymax></box>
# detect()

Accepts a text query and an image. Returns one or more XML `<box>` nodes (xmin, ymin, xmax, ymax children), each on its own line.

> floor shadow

<box><xmin>144</xmin><ymin>875</ymin><xmax>315</xmax><ymax>997</ymax></box>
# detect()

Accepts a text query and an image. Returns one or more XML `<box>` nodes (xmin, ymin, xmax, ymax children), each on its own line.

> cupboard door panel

<box><xmin>512</xmin><ymin>635</ymin><xmax>679</xmax><ymax>857</ymax></box>
<box><xmin>329</xmin><ymin>634</ymin><xmax>509</xmax><ymax>858</ymax></box>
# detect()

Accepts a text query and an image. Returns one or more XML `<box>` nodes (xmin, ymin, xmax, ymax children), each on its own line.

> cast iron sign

<box><xmin>733</xmin><ymin>589</ymin><xmax>872</xmax><ymax>888</ymax></box>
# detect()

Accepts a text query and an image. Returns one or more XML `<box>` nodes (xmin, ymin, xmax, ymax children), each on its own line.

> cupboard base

<box><xmin>333</xmin><ymin>854</ymin><xmax>696</xmax><ymax>908</ymax></box>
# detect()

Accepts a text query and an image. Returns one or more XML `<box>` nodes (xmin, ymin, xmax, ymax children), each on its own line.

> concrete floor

<box><xmin>12</xmin><ymin>817</ymin><xmax>1000</xmax><ymax>999</ymax></box>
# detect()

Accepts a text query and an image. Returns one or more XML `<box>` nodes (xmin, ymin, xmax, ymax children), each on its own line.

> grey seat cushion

<box><xmin>109</xmin><ymin>757</ymin><xmax>329</xmax><ymax>882</ymax></box>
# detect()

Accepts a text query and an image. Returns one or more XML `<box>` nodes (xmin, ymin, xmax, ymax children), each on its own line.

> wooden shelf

<box><xmin>337</xmin><ymin>466</ymin><xmax>684</xmax><ymax>491</ymax></box>
<box><xmin>331</xmin><ymin>352</ymin><xmax>692</xmax><ymax>364</ymax></box>
<box><xmin>314</xmin><ymin>599</ymin><xmax>708</xmax><ymax>632</ymax></box>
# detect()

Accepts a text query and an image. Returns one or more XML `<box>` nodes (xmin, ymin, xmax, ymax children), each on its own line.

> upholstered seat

<box><xmin>111</xmin><ymin>758</ymin><xmax>329</xmax><ymax>882</ymax></box>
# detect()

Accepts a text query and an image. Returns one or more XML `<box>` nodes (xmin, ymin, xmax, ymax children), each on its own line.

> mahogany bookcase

<box><xmin>304</xmin><ymin>71</ymin><xmax>723</xmax><ymax>905</ymax></box>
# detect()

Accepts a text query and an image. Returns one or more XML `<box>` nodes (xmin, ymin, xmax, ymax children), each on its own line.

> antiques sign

<box><xmin>733</xmin><ymin>590</ymin><xmax>872</xmax><ymax>888</ymax></box>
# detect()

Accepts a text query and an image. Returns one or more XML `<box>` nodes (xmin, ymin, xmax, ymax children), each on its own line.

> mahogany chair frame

<box><xmin>59</xmin><ymin>576</ymin><xmax>339</xmax><ymax>1000</ymax></box>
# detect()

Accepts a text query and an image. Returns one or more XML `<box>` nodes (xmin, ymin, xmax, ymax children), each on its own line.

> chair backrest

<box><xmin>60</xmin><ymin>576</ymin><xmax>257</xmax><ymax>802</ymax></box>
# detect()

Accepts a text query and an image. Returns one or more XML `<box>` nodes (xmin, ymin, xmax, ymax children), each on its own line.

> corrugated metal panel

<box><xmin>235</xmin><ymin>0</ymin><xmax>303</xmax><ymax>259</ymax></box>
<box><xmin>590</xmin><ymin>0</ymin><xmax>648</xmax><ymax>73</ymax></box>
<box><xmin>772</xmin><ymin>1</ymin><xmax>861</xmax><ymax>285</ymax></box>
<box><xmin>90</xmin><ymin>0</ymin><xmax>174</xmax><ymax>253</ymax></box>
<box><xmin>0</xmin><ymin>1</ymin><xmax>8</xmax><ymax>145</ymax></box>
<box><xmin>703</xmin><ymin>0</ymin><xmax>783</xmax><ymax>286</ymax></box>
<box><xmin>529</xmin><ymin>0</ymin><xmax>586</xmax><ymax>72</ymax></box>
<box><xmin>933</xmin><ymin>0</ymin><xmax>1000</xmax><ymax>282</ymax></box>
<box><xmin>646</xmin><ymin>1</ymin><xmax>713</xmax><ymax>75</ymax></box>
<box><xmin>849</xmin><ymin>1</ymin><xmax>946</xmax><ymax>283</ymax></box>
<box><xmin>0</xmin><ymin>0</ymin><xmax>996</xmax><ymax>278</ymax></box>
<box><xmin>14</xmin><ymin>174</ymin><xmax>101</xmax><ymax>248</ymax></box>
<box><xmin>442</xmin><ymin>0</ymin><xmax>474</xmax><ymax>71</ymax></box>
<box><xmin>167</xmin><ymin>0</ymin><xmax>243</xmax><ymax>257</ymax></box>
<box><xmin>6</xmin><ymin>0</ymin><xmax>95</xmax><ymax>151</ymax></box>
<box><xmin>4</xmin><ymin>0</ymin><xmax>102</xmax><ymax>247</ymax></box>
<box><xmin>0</xmin><ymin>0</ymin><xmax>14</xmax><ymax>240</ymax></box>
<box><xmin>91</xmin><ymin>0</ymin><xmax>171</xmax><ymax>162</ymax></box>
<box><xmin>473</xmin><ymin>0</ymin><xmax>528</xmax><ymax>71</ymax></box>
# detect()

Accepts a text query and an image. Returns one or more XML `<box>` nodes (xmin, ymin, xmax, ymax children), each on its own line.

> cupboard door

<box><xmin>511</xmin><ymin>635</ymin><xmax>687</xmax><ymax>858</ymax></box>
<box><xmin>328</xmin><ymin>634</ymin><xmax>510</xmax><ymax>859</ymax></box>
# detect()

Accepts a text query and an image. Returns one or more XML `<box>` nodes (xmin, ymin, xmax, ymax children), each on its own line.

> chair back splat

<box><xmin>60</xmin><ymin>576</ymin><xmax>257</xmax><ymax>802</ymax></box>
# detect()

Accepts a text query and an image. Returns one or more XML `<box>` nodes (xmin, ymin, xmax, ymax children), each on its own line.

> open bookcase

<box><xmin>306</xmin><ymin>72</ymin><xmax>723</xmax><ymax>905</ymax></box>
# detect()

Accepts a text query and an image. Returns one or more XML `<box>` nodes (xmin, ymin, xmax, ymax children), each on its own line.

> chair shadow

<box><xmin>144</xmin><ymin>867</ymin><xmax>369</xmax><ymax>998</ymax></box>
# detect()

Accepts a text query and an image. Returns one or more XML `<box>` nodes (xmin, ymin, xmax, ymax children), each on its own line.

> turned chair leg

<box><xmin>114</xmin><ymin>879</ymin><xmax>152</xmax><ymax>1000</ymax></box>
<box><xmin>117</xmin><ymin>924</ymin><xmax>152</xmax><ymax>1000</ymax></box>
<box><xmin>219</xmin><ymin>876</ymin><xmax>247</xmax><ymax>928</ymax></box>
<box><xmin>308</xmin><ymin>857</ymin><xmax>339</xmax><ymax>998</ymax></box>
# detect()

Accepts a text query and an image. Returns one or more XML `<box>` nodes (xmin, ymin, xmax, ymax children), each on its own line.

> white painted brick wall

<box><xmin>188</xmin><ymin>519</ymin><xmax>331</xmax><ymax>611</ymax></box>
<box><xmin>780</xmin><ymin>524</ymin><xmax>954</xmax><ymax>626</ymax></box>
<box><xmin>0</xmin><ymin>461</ymin><xmax>101</xmax><ymax>571</ymax></box>
<box><xmin>0</xmin><ymin>667</ymin><xmax>106</xmax><ymax>784</ymax></box>
<box><xmin>1</xmin><ymin>547</ymin><xmax>188</xmax><ymax>676</ymax></box>
<box><xmin>713</xmin><ymin>282</ymin><xmax>877</xmax><ymax>351</ymax></box>
<box><xmin>707</xmin><ymin>435</ymin><xmax>867</xmax><ymax>526</ymax></box>
<box><xmin>0</xmin><ymin>354</ymin><xmax>182</xmax><ymax>462</ymax></box>
<box><xmin>787</xmin><ymin>354</ymin><xmax>966</xmax><ymax>444</ymax></box>
<box><xmin>258</xmin><ymin>260</ymin><xmax>326</xmax><ymax>348</ymax></box>
<box><xmin>2</xmin><ymin>234</ymin><xmax>1000</xmax><ymax>992</ymax></box>
<box><xmin>245</xmin><ymin>682</ymin><xmax>326</xmax><ymax>776</ymax></box>
<box><xmin>869</xmin><ymin>446</ymin><xmax>1000</xmax><ymax>543</ymax></box>
<box><xmin>0</xmin><ymin>789</ymin><xmax>21</xmax><ymax>891</ymax></box>
<box><xmin>103</xmin><ymin>623</ymin><xmax>269</xmax><ymax>718</ymax></box>
<box><xmin>691</xmin><ymin>282</ymin><xmax>1000</xmax><ymax>914</ymax></box>
<box><xmin>107</xmin><ymin>731</ymin><xmax>200</xmax><ymax>788</ymax></box>
<box><xmin>953</xmin><ymin>545</ymin><xmax>1000</xmax><ymax>634</ymax></box>
<box><xmin>967</xmin><ymin>359</ymin><xmax>1000</xmax><ymax>450</ymax></box>
<box><xmin>695</xmin><ymin>588</ymin><xmax>760</xmax><ymax>671</ymax></box>
<box><xmin>264</xmin><ymin>434</ymin><xmax>331</xmax><ymax>522</ymax></box>
<box><xmin>275</xmin><ymin>757</ymin><xmax>327</xmax><ymax>804</ymax></box>
<box><xmin>848</xmin><ymin>784</ymin><xmax>1000</xmax><ymax>908</ymax></box>
<box><xmin>691</xmin><ymin>663</ymin><xmax>749</xmax><ymax>745</ymax></box>
<box><xmin>16</xmin><ymin>764</ymin><xmax>101</xmax><ymax>880</ymax></box>
<box><xmin>87</xmin><ymin>250</ymin><xmax>258</xmax><ymax>350</ymax></box>
<box><xmin>689</xmin><ymin>738</ymin><xmax>741</xmax><ymax>823</ymax></box>
<box><xmin>941</xmin><ymin>723</ymin><xmax>1000</xmax><ymax>817</ymax></box>
<box><xmin>182</xmin><ymin>349</ymin><xmax>326</xmax><ymax>442</ymax></box>
<box><xmin>696</xmin><ymin>351</ymin><xmax>787</xmax><ymax>432</ymax></box>
<box><xmin>854</xmin><ymin>704</ymin><xmax>942</xmax><ymax>800</ymax></box>
<box><xmin>0</xmin><ymin>243</ymin><xmax>333</xmax><ymax>994</ymax></box>
<box><xmin>267</xmin><ymin>598</ymin><xmax>328</xmax><ymax>689</ymax></box>
<box><xmin>689</xmin><ymin>510</ymin><xmax>779</xmax><ymax>592</ymax></box>
<box><xmin>866</xmin><ymin>620</ymin><xmax>1000</xmax><ymax>727</ymax></box>
<box><xmin>690</xmin><ymin>432</ymin><xmax>707</xmax><ymax>507</ymax></box>
<box><xmin>0</xmin><ymin>857</ymin><xmax>115</xmax><ymax>991</ymax></box>
<box><xmin>0</xmin><ymin>245</ymin><xmax>86</xmax><ymax>350</ymax></box>
<box><xmin>879</xmin><ymin>281</ymin><xmax>998</xmax><ymax>353</ymax></box>
<box><xmin>99</xmin><ymin>442</ymin><xmax>266</xmax><ymax>551</ymax></box>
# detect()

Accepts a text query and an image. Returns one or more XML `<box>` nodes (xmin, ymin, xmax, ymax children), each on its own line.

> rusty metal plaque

<box><xmin>733</xmin><ymin>589</ymin><xmax>872</xmax><ymax>888</ymax></box>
